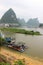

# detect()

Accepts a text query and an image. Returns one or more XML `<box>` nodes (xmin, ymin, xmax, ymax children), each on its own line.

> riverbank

<box><xmin>0</xmin><ymin>27</ymin><xmax>41</xmax><ymax>35</ymax></box>
<box><xmin>0</xmin><ymin>47</ymin><xmax>43</xmax><ymax>65</ymax></box>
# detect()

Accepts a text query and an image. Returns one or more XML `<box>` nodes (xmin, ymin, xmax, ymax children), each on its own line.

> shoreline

<box><xmin>0</xmin><ymin>47</ymin><xmax>43</xmax><ymax>65</ymax></box>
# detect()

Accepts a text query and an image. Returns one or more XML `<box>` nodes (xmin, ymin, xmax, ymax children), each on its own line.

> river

<box><xmin>3</xmin><ymin>28</ymin><xmax>43</xmax><ymax>59</ymax></box>
<box><xmin>15</xmin><ymin>33</ymin><xmax>43</xmax><ymax>59</ymax></box>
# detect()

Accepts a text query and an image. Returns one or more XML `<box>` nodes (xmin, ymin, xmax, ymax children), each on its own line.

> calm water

<box><xmin>3</xmin><ymin>28</ymin><xmax>43</xmax><ymax>59</ymax></box>
<box><xmin>15</xmin><ymin>33</ymin><xmax>43</xmax><ymax>59</ymax></box>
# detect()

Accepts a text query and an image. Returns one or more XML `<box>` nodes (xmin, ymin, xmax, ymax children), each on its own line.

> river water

<box><xmin>15</xmin><ymin>33</ymin><xmax>43</xmax><ymax>59</ymax></box>
<box><xmin>3</xmin><ymin>28</ymin><xmax>43</xmax><ymax>59</ymax></box>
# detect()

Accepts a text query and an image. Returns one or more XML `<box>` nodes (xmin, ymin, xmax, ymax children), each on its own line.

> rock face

<box><xmin>1</xmin><ymin>8</ymin><xmax>19</xmax><ymax>25</ymax></box>
<box><xmin>27</xmin><ymin>18</ymin><xmax>39</xmax><ymax>28</ymax></box>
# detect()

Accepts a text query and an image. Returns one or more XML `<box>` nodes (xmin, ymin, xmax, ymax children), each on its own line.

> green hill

<box><xmin>1</xmin><ymin>8</ymin><xmax>20</xmax><ymax>25</ymax></box>
<box><xmin>17</xmin><ymin>18</ymin><xmax>26</xmax><ymax>27</ymax></box>
<box><xmin>27</xmin><ymin>18</ymin><xmax>39</xmax><ymax>28</ymax></box>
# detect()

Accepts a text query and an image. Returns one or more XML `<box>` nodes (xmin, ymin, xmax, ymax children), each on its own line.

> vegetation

<box><xmin>0</xmin><ymin>28</ymin><xmax>40</xmax><ymax>35</ymax></box>
<box><xmin>0</xmin><ymin>37</ymin><xmax>8</xmax><ymax>54</ymax></box>
<box><xmin>0</xmin><ymin>37</ymin><xmax>4</xmax><ymax>50</ymax></box>
<box><xmin>0</xmin><ymin>37</ymin><xmax>6</xmax><ymax>46</ymax></box>
<box><xmin>0</xmin><ymin>62</ymin><xmax>10</xmax><ymax>65</ymax></box>
<box><xmin>14</xmin><ymin>60</ymin><xmax>25</xmax><ymax>65</ymax></box>
<box><xmin>0</xmin><ymin>60</ymin><xmax>25</xmax><ymax>65</ymax></box>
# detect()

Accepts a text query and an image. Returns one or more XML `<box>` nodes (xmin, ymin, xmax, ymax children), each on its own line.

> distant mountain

<box><xmin>17</xmin><ymin>18</ymin><xmax>26</xmax><ymax>27</ymax></box>
<box><xmin>1</xmin><ymin>8</ymin><xmax>20</xmax><ymax>25</ymax></box>
<box><xmin>39</xmin><ymin>23</ymin><xmax>43</xmax><ymax>28</ymax></box>
<box><xmin>27</xmin><ymin>18</ymin><xmax>39</xmax><ymax>28</ymax></box>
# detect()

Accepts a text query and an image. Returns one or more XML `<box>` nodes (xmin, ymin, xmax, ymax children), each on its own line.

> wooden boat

<box><xmin>5</xmin><ymin>37</ymin><xmax>28</xmax><ymax>52</ymax></box>
<box><xmin>7</xmin><ymin>43</ymin><xmax>26</xmax><ymax>52</ymax></box>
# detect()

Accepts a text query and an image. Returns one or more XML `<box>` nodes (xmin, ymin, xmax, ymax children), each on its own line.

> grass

<box><xmin>0</xmin><ymin>62</ymin><xmax>10</xmax><ymax>65</ymax></box>
<box><xmin>1</xmin><ymin>47</ymin><xmax>43</xmax><ymax>65</ymax></box>
<box><xmin>0</xmin><ymin>27</ymin><xmax>41</xmax><ymax>35</ymax></box>
<box><xmin>14</xmin><ymin>60</ymin><xmax>25</xmax><ymax>65</ymax></box>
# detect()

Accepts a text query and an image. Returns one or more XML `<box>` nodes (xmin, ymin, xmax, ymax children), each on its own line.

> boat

<box><xmin>5</xmin><ymin>37</ymin><xmax>28</xmax><ymax>52</ymax></box>
<box><xmin>7</xmin><ymin>43</ymin><xmax>25</xmax><ymax>52</ymax></box>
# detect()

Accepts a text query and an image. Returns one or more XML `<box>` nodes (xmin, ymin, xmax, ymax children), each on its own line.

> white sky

<box><xmin>0</xmin><ymin>0</ymin><xmax>43</xmax><ymax>23</ymax></box>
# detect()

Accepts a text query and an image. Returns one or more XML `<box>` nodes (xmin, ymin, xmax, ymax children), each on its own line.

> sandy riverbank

<box><xmin>0</xmin><ymin>47</ymin><xmax>43</xmax><ymax>65</ymax></box>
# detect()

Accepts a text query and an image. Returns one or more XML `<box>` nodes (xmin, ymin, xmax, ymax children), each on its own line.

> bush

<box><xmin>34</xmin><ymin>31</ymin><xmax>40</xmax><ymax>35</ymax></box>
<box><xmin>0</xmin><ymin>62</ymin><xmax>10</xmax><ymax>65</ymax></box>
<box><xmin>0</xmin><ymin>37</ymin><xmax>6</xmax><ymax>46</ymax></box>
<box><xmin>14</xmin><ymin>60</ymin><xmax>25</xmax><ymax>65</ymax></box>
<box><xmin>0</xmin><ymin>28</ymin><xmax>40</xmax><ymax>35</ymax></box>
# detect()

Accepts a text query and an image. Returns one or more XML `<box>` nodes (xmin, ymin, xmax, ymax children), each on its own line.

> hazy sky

<box><xmin>0</xmin><ymin>0</ymin><xmax>43</xmax><ymax>23</ymax></box>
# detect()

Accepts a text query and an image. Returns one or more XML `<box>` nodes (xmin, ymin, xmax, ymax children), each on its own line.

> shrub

<box><xmin>0</xmin><ymin>62</ymin><xmax>10</xmax><ymax>65</ymax></box>
<box><xmin>14</xmin><ymin>60</ymin><xmax>25</xmax><ymax>65</ymax></box>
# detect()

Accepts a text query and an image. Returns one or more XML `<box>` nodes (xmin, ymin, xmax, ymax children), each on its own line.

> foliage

<box><xmin>0</xmin><ymin>37</ymin><xmax>3</xmax><ymax>46</ymax></box>
<box><xmin>0</xmin><ymin>62</ymin><xmax>10</xmax><ymax>65</ymax></box>
<box><xmin>0</xmin><ymin>28</ymin><xmax>40</xmax><ymax>35</ymax></box>
<box><xmin>34</xmin><ymin>31</ymin><xmax>40</xmax><ymax>35</ymax></box>
<box><xmin>0</xmin><ymin>37</ymin><xmax>6</xmax><ymax>46</ymax></box>
<box><xmin>0</xmin><ymin>60</ymin><xmax>25</xmax><ymax>65</ymax></box>
<box><xmin>14</xmin><ymin>60</ymin><xmax>25</xmax><ymax>65</ymax></box>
